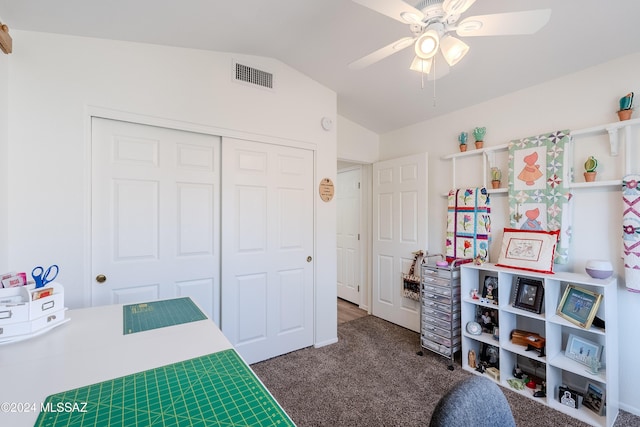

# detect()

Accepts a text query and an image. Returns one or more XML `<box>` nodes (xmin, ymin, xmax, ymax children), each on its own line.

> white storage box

<box><xmin>0</xmin><ymin>282</ymin><xmax>67</xmax><ymax>343</ymax></box>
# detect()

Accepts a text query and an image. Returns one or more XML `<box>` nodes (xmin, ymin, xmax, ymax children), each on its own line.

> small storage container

<box><xmin>0</xmin><ymin>282</ymin><xmax>67</xmax><ymax>343</ymax></box>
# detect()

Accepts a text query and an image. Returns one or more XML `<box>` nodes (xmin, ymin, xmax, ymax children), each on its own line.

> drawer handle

<box><xmin>42</xmin><ymin>300</ymin><xmax>55</xmax><ymax>311</ymax></box>
<box><xmin>0</xmin><ymin>310</ymin><xmax>11</xmax><ymax>319</ymax></box>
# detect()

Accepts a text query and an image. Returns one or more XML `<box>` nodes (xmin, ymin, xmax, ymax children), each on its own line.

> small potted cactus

<box><xmin>618</xmin><ymin>92</ymin><xmax>633</xmax><ymax>121</ymax></box>
<box><xmin>490</xmin><ymin>167</ymin><xmax>502</xmax><ymax>189</ymax></box>
<box><xmin>458</xmin><ymin>132</ymin><xmax>468</xmax><ymax>152</ymax></box>
<box><xmin>584</xmin><ymin>156</ymin><xmax>598</xmax><ymax>182</ymax></box>
<box><xmin>473</xmin><ymin>127</ymin><xmax>486</xmax><ymax>149</ymax></box>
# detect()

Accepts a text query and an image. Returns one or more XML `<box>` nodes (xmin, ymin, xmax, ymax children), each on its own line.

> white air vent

<box><xmin>234</xmin><ymin>62</ymin><xmax>273</xmax><ymax>89</ymax></box>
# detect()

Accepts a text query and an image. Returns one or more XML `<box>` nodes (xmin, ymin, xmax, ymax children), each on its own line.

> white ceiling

<box><xmin>1</xmin><ymin>0</ymin><xmax>639</xmax><ymax>134</ymax></box>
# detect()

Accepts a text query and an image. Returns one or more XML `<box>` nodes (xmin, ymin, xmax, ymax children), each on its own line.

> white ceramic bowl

<box><xmin>585</xmin><ymin>260</ymin><xmax>613</xmax><ymax>279</ymax></box>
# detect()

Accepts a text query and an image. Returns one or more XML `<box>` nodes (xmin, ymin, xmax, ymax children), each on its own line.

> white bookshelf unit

<box><xmin>460</xmin><ymin>263</ymin><xmax>618</xmax><ymax>427</ymax></box>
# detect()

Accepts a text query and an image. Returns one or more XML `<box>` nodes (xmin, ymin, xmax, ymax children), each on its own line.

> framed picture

<box><xmin>480</xmin><ymin>272</ymin><xmax>499</xmax><ymax>304</ymax></box>
<box><xmin>559</xmin><ymin>385</ymin><xmax>579</xmax><ymax>409</ymax></box>
<box><xmin>476</xmin><ymin>306</ymin><xmax>498</xmax><ymax>333</ymax></box>
<box><xmin>479</xmin><ymin>342</ymin><xmax>500</xmax><ymax>367</ymax></box>
<box><xmin>513</xmin><ymin>276</ymin><xmax>544</xmax><ymax>314</ymax></box>
<box><xmin>496</xmin><ymin>228</ymin><xmax>560</xmax><ymax>274</ymax></box>
<box><xmin>556</xmin><ymin>284</ymin><xmax>603</xmax><ymax>329</ymax></box>
<box><xmin>565</xmin><ymin>333</ymin><xmax>602</xmax><ymax>367</ymax></box>
<box><xmin>582</xmin><ymin>382</ymin><xmax>606</xmax><ymax>416</ymax></box>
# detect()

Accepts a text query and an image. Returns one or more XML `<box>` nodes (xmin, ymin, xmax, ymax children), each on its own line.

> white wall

<box><xmin>379</xmin><ymin>53</ymin><xmax>640</xmax><ymax>414</ymax></box>
<box><xmin>337</xmin><ymin>115</ymin><xmax>380</xmax><ymax>163</ymax></box>
<box><xmin>6</xmin><ymin>30</ymin><xmax>337</xmax><ymax>347</ymax></box>
<box><xmin>0</xmin><ymin>29</ymin><xmax>7</xmax><ymax>272</ymax></box>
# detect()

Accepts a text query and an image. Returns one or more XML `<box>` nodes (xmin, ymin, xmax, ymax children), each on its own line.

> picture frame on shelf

<box><xmin>557</xmin><ymin>284</ymin><xmax>603</xmax><ymax>329</ymax></box>
<box><xmin>582</xmin><ymin>382</ymin><xmax>606</xmax><ymax>416</ymax></box>
<box><xmin>512</xmin><ymin>276</ymin><xmax>545</xmax><ymax>314</ymax></box>
<box><xmin>558</xmin><ymin>385</ymin><xmax>580</xmax><ymax>409</ymax></box>
<box><xmin>476</xmin><ymin>306</ymin><xmax>499</xmax><ymax>334</ymax></box>
<box><xmin>495</xmin><ymin>228</ymin><xmax>560</xmax><ymax>274</ymax></box>
<box><xmin>565</xmin><ymin>333</ymin><xmax>603</xmax><ymax>367</ymax></box>
<box><xmin>480</xmin><ymin>271</ymin><xmax>498</xmax><ymax>305</ymax></box>
<box><xmin>478</xmin><ymin>342</ymin><xmax>500</xmax><ymax>368</ymax></box>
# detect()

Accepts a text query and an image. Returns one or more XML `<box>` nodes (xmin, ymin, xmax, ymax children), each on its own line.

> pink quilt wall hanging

<box><xmin>623</xmin><ymin>174</ymin><xmax>640</xmax><ymax>292</ymax></box>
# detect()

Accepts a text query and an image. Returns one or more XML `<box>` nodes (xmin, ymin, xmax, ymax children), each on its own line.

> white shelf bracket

<box><xmin>485</xmin><ymin>150</ymin><xmax>496</xmax><ymax>168</ymax></box>
<box><xmin>606</xmin><ymin>126</ymin><xmax>619</xmax><ymax>156</ymax></box>
<box><xmin>451</xmin><ymin>157</ymin><xmax>457</xmax><ymax>190</ymax></box>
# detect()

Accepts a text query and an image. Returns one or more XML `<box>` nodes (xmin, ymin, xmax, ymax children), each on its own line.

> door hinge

<box><xmin>358</xmin><ymin>182</ymin><xmax>361</xmax><ymax>189</ymax></box>
<box><xmin>357</xmin><ymin>233</ymin><xmax>360</xmax><ymax>240</ymax></box>
<box><xmin>358</xmin><ymin>285</ymin><xmax>360</xmax><ymax>292</ymax></box>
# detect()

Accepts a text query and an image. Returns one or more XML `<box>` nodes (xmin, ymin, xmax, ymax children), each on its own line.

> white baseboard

<box><xmin>314</xmin><ymin>337</ymin><xmax>338</xmax><ymax>348</ymax></box>
<box><xmin>620</xmin><ymin>402</ymin><xmax>640</xmax><ymax>417</ymax></box>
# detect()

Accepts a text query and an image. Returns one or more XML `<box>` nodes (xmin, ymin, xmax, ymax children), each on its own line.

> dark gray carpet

<box><xmin>252</xmin><ymin>315</ymin><xmax>639</xmax><ymax>427</ymax></box>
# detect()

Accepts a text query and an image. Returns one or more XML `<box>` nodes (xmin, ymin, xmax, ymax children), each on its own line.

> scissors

<box><xmin>32</xmin><ymin>264</ymin><xmax>59</xmax><ymax>288</ymax></box>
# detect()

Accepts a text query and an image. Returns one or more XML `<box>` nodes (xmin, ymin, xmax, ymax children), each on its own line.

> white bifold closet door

<box><xmin>92</xmin><ymin>120</ymin><xmax>315</xmax><ymax>363</ymax></box>
<box><xmin>91</xmin><ymin>117</ymin><xmax>221</xmax><ymax>322</ymax></box>
<box><xmin>221</xmin><ymin>137</ymin><xmax>315</xmax><ymax>364</ymax></box>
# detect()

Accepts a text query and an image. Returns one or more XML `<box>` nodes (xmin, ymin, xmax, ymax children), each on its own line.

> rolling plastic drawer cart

<box><xmin>417</xmin><ymin>255</ymin><xmax>465</xmax><ymax>370</ymax></box>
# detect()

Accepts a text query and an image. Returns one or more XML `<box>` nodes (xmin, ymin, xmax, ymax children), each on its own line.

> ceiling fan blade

<box><xmin>351</xmin><ymin>0</ymin><xmax>424</xmax><ymax>24</ymax></box>
<box><xmin>349</xmin><ymin>37</ymin><xmax>415</xmax><ymax>70</ymax></box>
<box><xmin>456</xmin><ymin>9</ymin><xmax>551</xmax><ymax>37</ymax></box>
<box><xmin>443</xmin><ymin>0</ymin><xmax>476</xmax><ymax>16</ymax></box>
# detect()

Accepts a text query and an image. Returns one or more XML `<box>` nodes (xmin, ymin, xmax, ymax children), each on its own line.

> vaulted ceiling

<box><xmin>1</xmin><ymin>0</ymin><xmax>639</xmax><ymax>134</ymax></box>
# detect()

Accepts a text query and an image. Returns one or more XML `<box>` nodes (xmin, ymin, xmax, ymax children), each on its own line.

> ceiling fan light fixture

<box><xmin>440</xmin><ymin>35</ymin><xmax>469</xmax><ymax>66</ymax></box>
<box><xmin>409</xmin><ymin>56</ymin><xmax>433</xmax><ymax>74</ymax></box>
<box><xmin>414</xmin><ymin>30</ymin><xmax>439</xmax><ymax>59</ymax></box>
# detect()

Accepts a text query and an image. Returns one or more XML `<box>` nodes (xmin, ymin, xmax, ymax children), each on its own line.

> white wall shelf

<box><xmin>460</xmin><ymin>263</ymin><xmax>618</xmax><ymax>427</ymax></box>
<box><xmin>442</xmin><ymin>118</ymin><xmax>640</xmax><ymax>194</ymax></box>
<box><xmin>567</xmin><ymin>180</ymin><xmax>622</xmax><ymax>190</ymax></box>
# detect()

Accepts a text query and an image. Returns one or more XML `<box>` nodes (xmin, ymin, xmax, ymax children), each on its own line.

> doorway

<box><xmin>337</xmin><ymin>166</ymin><xmax>362</xmax><ymax>305</ymax></box>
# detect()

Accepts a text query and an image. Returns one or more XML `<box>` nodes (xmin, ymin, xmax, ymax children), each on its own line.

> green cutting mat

<box><xmin>35</xmin><ymin>349</ymin><xmax>296</xmax><ymax>427</ymax></box>
<box><xmin>122</xmin><ymin>297</ymin><xmax>208</xmax><ymax>335</ymax></box>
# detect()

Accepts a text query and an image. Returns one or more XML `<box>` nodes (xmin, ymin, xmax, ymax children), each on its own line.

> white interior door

<box><xmin>91</xmin><ymin>118</ymin><xmax>221</xmax><ymax>323</ymax></box>
<box><xmin>221</xmin><ymin>137</ymin><xmax>314</xmax><ymax>364</ymax></box>
<box><xmin>337</xmin><ymin>167</ymin><xmax>361</xmax><ymax>305</ymax></box>
<box><xmin>372</xmin><ymin>153</ymin><xmax>428</xmax><ymax>332</ymax></box>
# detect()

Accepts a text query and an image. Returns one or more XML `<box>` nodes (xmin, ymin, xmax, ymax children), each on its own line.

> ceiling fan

<box><xmin>349</xmin><ymin>0</ymin><xmax>551</xmax><ymax>78</ymax></box>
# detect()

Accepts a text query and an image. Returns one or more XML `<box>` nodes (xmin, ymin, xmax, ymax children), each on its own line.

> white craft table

<box><xmin>0</xmin><ymin>300</ymin><xmax>291</xmax><ymax>426</ymax></box>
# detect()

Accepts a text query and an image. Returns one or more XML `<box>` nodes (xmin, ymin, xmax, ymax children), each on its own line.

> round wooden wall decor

<box><xmin>319</xmin><ymin>178</ymin><xmax>334</xmax><ymax>202</ymax></box>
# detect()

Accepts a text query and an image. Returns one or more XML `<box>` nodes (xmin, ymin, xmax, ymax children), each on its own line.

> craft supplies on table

<box><xmin>35</xmin><ymin>349</ymin><xmax>295</xmax><ymax>427</ymax></box>
<box><xmin>31</xmin><ymin>264</ymin><xmax>59</xmax><ymax>288</ymax></box>
<box><xmin>0</xmin><ymin>298</ymin><xmax>295</xmax><ymax>427</ymax></box>
<box><xmin>0</xmin><ymin>282</ymin><xmax>68</xmax><ymax>344</ymax></box>
<box><xmin>122</xmin><ymin>297</ymin><xmax>208</xmax><ymax>334</ymax></box>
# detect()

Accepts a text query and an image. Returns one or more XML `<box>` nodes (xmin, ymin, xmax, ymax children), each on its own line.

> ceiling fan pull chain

<box><xmin>432</xmin><ymin>56</ymin><xmax>437</xmax><ymax>107</ymax></box>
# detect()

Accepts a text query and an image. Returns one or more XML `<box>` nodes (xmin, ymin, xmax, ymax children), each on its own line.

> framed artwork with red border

<box><xmin>496</xmin><ymin>228</ymin><xmax>560</xmax><ymax>274</ymax></box>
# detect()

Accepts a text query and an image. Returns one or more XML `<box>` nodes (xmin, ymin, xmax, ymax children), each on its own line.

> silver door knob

<box><xmin>307</xmin><ymin>256</ymin><xmax>312</xmax><ymax>262</ymax></box>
